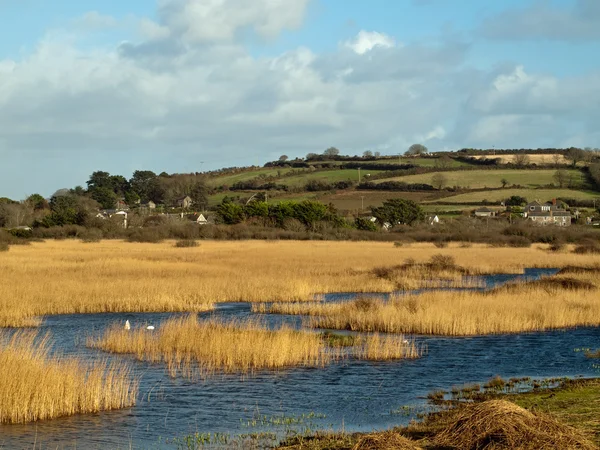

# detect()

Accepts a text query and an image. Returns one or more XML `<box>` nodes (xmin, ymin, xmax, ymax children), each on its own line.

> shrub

<box><xmin>573</xmin><ymin>240</ymin><xmax>600</xmax><ymax>254</ymax></box>
<box><xmin>79</xmin><ymin>228</ymin><xmax>103</xmax><ymax>243</ymax></box>
<box><xmin>429</xmin><ymin>254</ymin><xmax>456</xmax><ymax>270</ymax></box>
<box><xmin>433</xmin><ymin>240</ymin><xmax>449</xmax><ymax>248</ymax></box>
<box><xmin>127</xmin><ymin>228</ymin><xmax>166</xmax><ymax>243</ymax></box>
<box><xmin>0</xmin><ymin>242</ymin><xmax>8</xmax><ymax>252</ymax></box>
<box><xmin>174</xmin><ymin>239</ymin><xmax>199</xmax><ymax>248</ymax></box>
<box><xmin>507</xmin><ymin>236</ymin><xmax>532</xmax><ymax>248</ymax></box>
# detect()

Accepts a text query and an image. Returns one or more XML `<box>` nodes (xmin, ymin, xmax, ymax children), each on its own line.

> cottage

<box><xmin>474</xmin><ymin>207</ymin><xmax>495</xmax><ymax>217</ymax></box>
<box><xmin>176</xmin><ymin>196</ymin><xmax>193</xmax><ymax>209</ymax></box>
<box><xmin>524</xmin><ymin>200</ymin><xmax>571</xmax><ymax>226</ymax></box>
<box><xmin>140</xmin><ymin>201</ymin><xmax>156</xmax><ymax>209</ymax></box>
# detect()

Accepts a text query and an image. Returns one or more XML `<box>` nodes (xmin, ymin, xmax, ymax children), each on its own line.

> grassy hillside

<box><xmin>431</xmin><ymin>188</ymin><xmax>600</xmax><ymax>204</ymax></box>
<box><xmin>202</xmin><ymin>153</ymin><xmax>599</xmax><ymax>213</ymax></box>
<box><xmin>376</xmin><ymin>169</ymin><xmax>587</xmax><ymax>189</ymax></box>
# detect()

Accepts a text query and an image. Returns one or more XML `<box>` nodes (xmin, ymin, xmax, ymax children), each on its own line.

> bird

<box><xmin>146</xmin><ymin>325</ymin><xmax>155</xmax><ymax>331</ymax></box>
<box><xmin>124</xmin><ymin>320</ymin><xmax>131</xmax><ymax>330</ymax></box>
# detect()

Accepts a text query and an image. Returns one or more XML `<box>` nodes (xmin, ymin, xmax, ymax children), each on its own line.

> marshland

<box><xmin>1</xmin><ymin>240</ymin><xmax>600</xmax><ymax>449</ymax></box>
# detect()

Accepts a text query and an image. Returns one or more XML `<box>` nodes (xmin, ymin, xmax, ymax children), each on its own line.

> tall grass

<box><xmin>2</xmin><ymin>240</ymin><xmax>599</xmax><ymax>327</ymax></box>
<box><xmin>355</xmin><ymin>334</ymin><xmax>423</xmax><ymax>360</ymax></box>
<box><xmin>303</xmin><ymin>279</ymin><xmax>600</xmax><ymax>335</ymax></box>
<box><xmin>0</xmin><ymin>332</ymin><xmax>138</xmax><ymax>424</ymax></box>
<box><xmin>88</xmin><ymin>316</ymin><xmax>331</xmax><ymax>376</ymax></box>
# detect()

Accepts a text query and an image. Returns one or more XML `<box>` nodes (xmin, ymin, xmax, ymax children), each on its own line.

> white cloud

<box><xmin>345</xmin><ymin>31</ymin><xmax>396</xmax><ymax>55</ymax></box>
<box><xmin>138</xmin><ymin>18</ymin><xmax>171</xmax><ymax>41</ymax></box>
<box><xmin>157</xmin><ymin>0</ymin><xmax>311</xmax><ymax>43</ymax></box>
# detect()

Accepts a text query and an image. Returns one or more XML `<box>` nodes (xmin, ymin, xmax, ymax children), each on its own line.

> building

<box><xmin>140</xmin><ymin>201</ymin><xmax>156</xmax><ymax>210</ymax></box>
<box><xmin>474</xmin><ymin>207</ymin><xmax>496</xmax><ymax>217</ymax></box>
<box><xmin>176</xmin><ymin>196</ymin><xmax>193</xmax><ymax>209</ymax></box>
<box><xmin>524</xmin><ymin>200</ymin><xmax>571</xmax><ymax>226</ymax></box>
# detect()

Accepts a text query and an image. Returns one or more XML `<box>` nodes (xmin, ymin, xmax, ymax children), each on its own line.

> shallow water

<box><xmin>1</xmin><ymin>268</ymin><xmax>599</xmax><ymax>450</ymax></box>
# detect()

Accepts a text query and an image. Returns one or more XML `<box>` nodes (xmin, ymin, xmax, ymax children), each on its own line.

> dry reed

<box><xmin>281</xmin><ymin>273</ymin><xmax>600</xmax><ymax>335</ymax></box>
<box><xmin>2</xmin><ymin>240</ymin><xmax>598</xmax><ymax>327</ymax></box>
<box><xmin>353</xmin><ymin>431</ymin><xmax>422</xmax><ymax>450</ymax></box>
<box><xmin>88</xmin><ymin>315</ymin><xmax>331</xmax><ymax>376</ymax></box>
<box><xmin>0</xmin><ymin>332</ymin><xmax>138</xmax><ymax>424</ymax></box>
<box><xmin>355</xmin><ymin>334</ymin><xmax>423</xmax><ymax>360</ymax></box>
<box><xmin>434</xmin><ymin>400</ymin><xmax>596</xmax><ymax>450</ymax></box>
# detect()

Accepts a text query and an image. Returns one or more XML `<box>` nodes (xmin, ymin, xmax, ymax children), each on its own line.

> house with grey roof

<box><xmin>524</xmin><ymin>200</ymin><xmax>571</xmax><ymax>226</ymax></box>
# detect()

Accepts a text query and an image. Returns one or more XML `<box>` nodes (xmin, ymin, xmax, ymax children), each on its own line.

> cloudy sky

<box><xmin>1</xmin><ymin>0</ymin><xmax>599</xmax><ymax>199</ymax></box>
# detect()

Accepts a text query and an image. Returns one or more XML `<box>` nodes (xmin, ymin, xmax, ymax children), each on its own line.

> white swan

<box><xmin>124</xmin><ymin>320</ymin><xmax>131</xmax><ymax>330</ymax></box>
<box><xmin>146</xmin><ymin>325</ymin><xmax>155</xmax><ymax>331</ymax></box>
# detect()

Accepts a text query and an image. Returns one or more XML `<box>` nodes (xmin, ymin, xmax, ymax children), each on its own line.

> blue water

<box><xmin>1</xmin><ymin>268</ymin><xmax>598</xmax><ymax>450</ymax></box>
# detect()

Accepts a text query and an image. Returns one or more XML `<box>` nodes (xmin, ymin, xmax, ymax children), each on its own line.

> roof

<box><xmin>475</xmin><ymin>207</ymin><xmax>494</xmax><ymax>212</ymax></box>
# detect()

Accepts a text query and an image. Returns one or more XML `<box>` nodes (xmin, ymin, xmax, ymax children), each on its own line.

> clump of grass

<box><xmin>353</xmin><ymin>431</ymin><xmax>422</xmax><ymax>450</ymax></box>
<box><xmin>0</xmin><ymin>241</ymin><xmax>8</xmax><ymax>252</ymax></box>
<box><xmin>484</xmin><ymin>375</ymin><xmax>507</xmax><ymax>391</ymax></box>
<box><xmin>174</xmin><ymin>239</ymin><xmax>199</xmax><ymax>248</ymax></box>
<box><xmin>427</xmin><ymin>390</ymin><xmax>446</xmax><ymax>403</ymax></box>
<box><xmin>584</xmin><ymin>350</ymin><xmax>600</xmax><ymax>359</ymax></box>
<box><xmin>321</xmin><ymin>331</ymin><xmax>357</xmax><ymax>347</ymax></box>
<box><xmin>88</xmin><ymin>316</ymin><xmax>331</xmax><ymax>376</ymax></box>
<box><xmin>0</xmin><ymin>331</ymin><xmax>138</xmax><ymax>424</ymax></box>
<box><xmin>354</xmin><ymin>334</ymin><xmax>422</xmax><ymax>361</ymax></box>
<box><xmin>434</xmin><ymin>400</ymin><xmax>596</xmax><ymax>450</ymax></box>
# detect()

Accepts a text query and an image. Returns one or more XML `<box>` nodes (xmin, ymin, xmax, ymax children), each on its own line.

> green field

<box><xmin>377</xmin><ymin>169</ymin><xmax>586</xmax><ymax>189</ymax></box>
<box><xmin>280</xmin><ymin>169</ymin><xmax>385</xmax><ymax>187</ymax></box>
<box><xmin>206</xmin><ymin>168</ymin><xmax>294</xmax><ymax>187</ymax></box>
<box><xmin>432</xmin><ymin>188</ymin><xmax>600</xmax><ymax>204</ymax></box>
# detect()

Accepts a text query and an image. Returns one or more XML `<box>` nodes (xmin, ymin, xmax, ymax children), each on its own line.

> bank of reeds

<box><xmin>0</xmin><ymin>332</ymin><xmax>138</xmax><ymax>424</ymax></box>
<box><xmin>88</xmin><ymin>316</ymin><xmax>330</xmax><ymax>376</ymax></box>
<box><xmin>272</xmin><ymin>274</ymin><xmax>600</xmax><ymax>336</ymax></box>
<box><xmin>3</xmin><ymin>240</ymin><xmax>599</xmax><ymax>327</ymax></box>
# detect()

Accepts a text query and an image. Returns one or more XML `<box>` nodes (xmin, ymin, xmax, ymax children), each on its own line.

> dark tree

<box><xmin>371</xmin><ymin>199</ymin><xmax>424</xmax><ymax>226</ymax></box>
<box><xmin>91</xmin><ymin>187</ymin><xmax>117</xmax><ymax>210</ymax></box>
<box><xmin>130</xmin><ymin>170</ymin><xmax>164</xmax><ymax>203</ymax></box>
<box><xmin>26</xmin><ymin>194</ymin><xmax>48</xmax><ymax>210</ymax></box>
<box><xmin>405</xmin><ymin>144</ymin><xmax>428</xmax><ymax>156</ymax></box>
<box><xmin>189</xmin><ymin>181</ymin><xmax>208</xmax><ymax>210</ymax></box>
<box><xmin>323</xmin><ymin>147</ymin><xmax>340</xmax><ymax>157</ymax></box>
<box><xmin>279</xmin><ymin>155</ymin><xmax>289</xmax><ymax>162</ymax></box>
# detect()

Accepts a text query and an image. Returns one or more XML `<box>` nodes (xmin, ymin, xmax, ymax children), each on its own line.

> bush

<box><xmin>0</xmin><ymin>242</ymin><xmax>8</xmax><ymax>252</ymax></box>
<box><xmin>548</xmin><ymin>241</ymin><xmax>566</xmax><ymax>252</ymax></box>
<box><xmin>79</xmin><ymin>228</ymin><xmax>103</xmax><ymax>243</ymax></box>
<box><xmin>507</xmin><ymin>236</ymin><xmax>532</xmax><ymax>248</ymax></box>
<box><xmin>573</xmin><ymin>240</ymin><xmax>600</xmax><ymax>254</ymax></box>
<box><xmin>355</xmin><ymin>217</ymin><xmax>378</xmax><ymax>232</ymax></box>
<box><xmin>127</xmin><ymin>228</ymin><xmax>166</xmax><ymax>243</ymax></box>
<box><xmin>174</xmin><ymin>239</ymin><xmax>199</xmax><ymax>248</ymax></box>
<box><xmin>429</xmin><ymin>254</ymin><xmax>456</xmax><ymax>270</ymax></box>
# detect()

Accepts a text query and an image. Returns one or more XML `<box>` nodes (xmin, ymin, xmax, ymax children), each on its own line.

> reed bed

<box><xmin>264</xmin><ymin>273</ymin><xmax>600</xmax><ymax>335</ymax></box>
<box><xmin>0</xmin><ymin>332</ymin><xmax>138</xmax><ymax>424</ymax></box>
<box><xmin>88</xmin><ymin>315</ymin><xmax>331</xmax><ymax>376</ymax></box>
<box><xmin>2</xmin><ymin>240</ymin><xmax>598</xmax><ymax>327</ymax></box>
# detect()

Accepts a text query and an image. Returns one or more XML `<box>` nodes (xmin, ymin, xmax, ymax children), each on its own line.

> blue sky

<box><xmin>1</xmin><ymin>0</ymin><xmax>599</xmax><ymax>199</ymax></box>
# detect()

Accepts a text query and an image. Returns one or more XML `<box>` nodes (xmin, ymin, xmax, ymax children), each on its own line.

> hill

<box><xmin>201</xmin><ymin>150</ymin><xmax>600</xmax><ymax>215</ymax></box>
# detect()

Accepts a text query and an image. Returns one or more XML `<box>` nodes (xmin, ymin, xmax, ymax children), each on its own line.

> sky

<box><xmin>1</xmin><ymin>0</ymin><xmax>600</xmax><ymax>199</ymax></box>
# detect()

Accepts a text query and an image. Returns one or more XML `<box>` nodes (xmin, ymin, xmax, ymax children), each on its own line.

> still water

<box><xmin>1</xmin><ymin>269</ymin><xmax>598</xmax><ymax>449</ymax></box>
